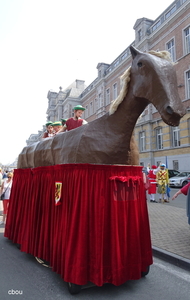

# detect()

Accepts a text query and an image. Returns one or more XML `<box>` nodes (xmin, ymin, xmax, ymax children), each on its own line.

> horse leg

<box><xmin>129</xmin><ymin>134</ymin><xmax>139</xmax><ymax>165</ymax></box>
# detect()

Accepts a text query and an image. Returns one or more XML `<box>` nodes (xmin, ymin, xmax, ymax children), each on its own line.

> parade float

<box><xmin>4</xmin><ymin>46</ymin><xmax>185</xmax><ymax>294</ymax></box>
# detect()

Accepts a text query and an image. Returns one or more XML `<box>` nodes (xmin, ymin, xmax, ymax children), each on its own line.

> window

<box><xmin>98</xmin><ymin>93</ymin><xmax>102</xmax><ymax>108</ymax></box>
<box><xmin>165</xmin><ymin>5</ymin><xmax>176</xmax><ymax>19</ymax></box>
<box><xmin>186</xmin><ymin>70</ymin><xmax>190</xmax><ymax>98</ymax></box>
<box><xmin>166</xmin><ymin>39</ymin><xmax>175</xmax><ymax>61</ymax></box>
<box><xmin>152</xmin><ymin>20</ymin><xmax>161</xmax><ymax>32</ymax></box>
<box><xmin>188</xmin><ymin>118</ymin><xmax>190</xmax><ymax>143</ymax></box>
<box><xmin>85</xmin><ymin>105</ymin><xmax>88</xmax><ymax>118</ymax></box>
<box><xmin>155</xmin><ymin>127</ymin><xmax>163</xmax><ymax>150</ymax></box>
<box><xmin>139</xmin><ymin>131</ymin><xmax>146</xmax><ymax>152</ymax></box>
<box><xmin>121</xmin><ymin>50</ymin><xmax>129</xmax><ymax>60</ymax></box>
<box><xmin>89</xmin><ymin>102</ymin><xmax>93</xmax><ymax>115</ymax></box>
<box><xmin>114</xmin><ymin>60</ymin><xmax>119</xmax><ymax>67</ymax></box>
<box><xmin>106</xmin><ymin>89</ymin><xmax>110</xmax><ymax>105</ymax></box>
<box><xmin>172</xmin><ymin>127</ymin><xmax>180</xmax><ymax>147</ymax></box>
<box><xmin>173</xmin><ymin>160</ymin><xmax>179</xmax><ymax>170</ymax></box>
<box><xmin>69</xmin><ymin>104</ymin><xmax>73</xmax><ymax>117</ymax></box>
<box><xmin>95</xmin><ymin>98</ymin><xmax>98</xmax><ymax>111</ymax></box>
<box><xmin>113</xmin><ymin>83</ymin><xmax>117</xmax><ymax>100</ymax></box>
<box><xmin>138</xmin><ymin>29</ymin><xmax>142</xmax><ymax>42</ymax></box>
<box><xmin>184</xmin><ymin>26</ymin><xmax>190</xmax><ymax>55</ymax></box>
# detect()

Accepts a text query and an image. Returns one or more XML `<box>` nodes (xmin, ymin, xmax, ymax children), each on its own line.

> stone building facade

<box><xmin>133</xmin><ymin>0</ymin><xmax>190</xmax><ymax>170</ymax></box>
<box><xmin>26</xmin><ymin>80</ymin><xmax>86</xmax><ymax>144</ymax></box>
<box><xmin>27</xmin><ymin>0</ymin><xmax>190</xmax><ymax>171</ymax></box>
<box><xmin>46</xmin><ymin>80</ymin><xmax>86</xmax><ymax>122</ymax></box>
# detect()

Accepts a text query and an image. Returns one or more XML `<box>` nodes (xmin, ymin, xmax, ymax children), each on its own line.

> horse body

<box><xmin>18</xmin><ymin>46</ymin><xmax>186</xmax><ymax>169</ymax></box>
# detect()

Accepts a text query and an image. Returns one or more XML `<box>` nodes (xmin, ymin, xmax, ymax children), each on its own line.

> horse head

<box><xmin>130</xmin><ymin>46</ymin><xmax>186</xmax><ymax>126</ymax></box>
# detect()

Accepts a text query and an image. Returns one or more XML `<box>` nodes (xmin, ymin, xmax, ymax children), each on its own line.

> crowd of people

<box><xmin>42</xmin><ymin>105</ymin><xmax>87</xmax><ymax>139</ymax></box>
<box><xmin>0</xmin><ymin>168</ymin><xmax>14</xmax><ymax>225</ymax></box>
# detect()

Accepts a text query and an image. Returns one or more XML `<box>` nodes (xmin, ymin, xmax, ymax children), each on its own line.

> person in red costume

<box><xmin>172</xmin><ymin>182</ymin><xmax>190</xmax><ymax>199</ymax></box>
<box><xmin>172</xmin><ymin>181</ymin><xmax>190</xmax><ymax>225</ymax></box>
<box><xmin>147</xmin><ymin>164</ymin><xmax>159</xmax><ymax>203</ymax></box>
<box><xmin>42</xmin><ymin>121</ymin><xmax>55</xmax><ymax>139</ymax></box>
<box><xmin>58</xmin><ymin>105</ymin><xmax>88</xmax><ymax>132</ymax></box>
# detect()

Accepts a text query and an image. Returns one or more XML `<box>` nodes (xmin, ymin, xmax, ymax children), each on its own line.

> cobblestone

<box><xmin>148</xmin><ymin>201</ymin><xmax>190</xmax><ymax>270</ymax></box>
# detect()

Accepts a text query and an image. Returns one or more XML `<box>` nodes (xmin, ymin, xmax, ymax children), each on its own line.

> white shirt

<box><xmin>3</xmin><ymin>179</ymin><xmax>13</xmax><ymax>199</ymax></box>
<box><xmin>147</xmin><ymin>166</ymin><xmax>160</xmax><ymax>175</ymax></box>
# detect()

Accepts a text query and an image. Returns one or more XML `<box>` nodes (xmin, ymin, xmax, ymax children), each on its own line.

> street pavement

<box><xmin>147</xmin><ymin>199</ymin><xmax>190</xmax><ymax>270</ymax></box>
<box><xmin>1</xmin><ymin>194</ymin><xmax>190</xmax><ymax>272</ymax></box>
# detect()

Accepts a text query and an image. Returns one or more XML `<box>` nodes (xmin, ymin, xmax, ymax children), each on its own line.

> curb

<box><xmin>152</xmin><ymin>246</ymin><xmax>190</xmax><ymax>271</ymax></box>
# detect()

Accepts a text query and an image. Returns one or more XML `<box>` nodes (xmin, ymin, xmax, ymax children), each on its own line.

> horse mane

<box><xmin>109</xmin><ymin>66</ymin><xmax>131</xmax><ymax>115</ymax></box>
<box><xmin>148</xmin><ymin>50</ymin><xmax>173</xmax><ymax>63</ymax></box>
<box><xmin>109</xmin><ymin>50</ymin><xmax>173</xmax><ymax>115</ymax></box>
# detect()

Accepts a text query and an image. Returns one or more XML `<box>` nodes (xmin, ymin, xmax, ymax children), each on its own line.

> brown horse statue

<box><xmin>18</xmin><ymin>46</ymin><xmax>186</xmax><ymax>169</ymax></box>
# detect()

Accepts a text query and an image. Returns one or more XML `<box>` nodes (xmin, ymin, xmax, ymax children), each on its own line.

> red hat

<box><xmin>152</xmin><ymin>165</ymin><xmax>157</xmax><ymax>169</ymax></box>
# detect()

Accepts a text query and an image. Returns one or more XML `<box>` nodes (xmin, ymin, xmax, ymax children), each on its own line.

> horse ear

<box><xmin>130</xmin><ymin>46</ymin><xmax>142</xmax><ymax>59</ymax></box>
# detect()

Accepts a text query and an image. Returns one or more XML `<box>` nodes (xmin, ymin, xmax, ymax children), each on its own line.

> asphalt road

<box><xmin>0</xmin><ymin>227</ymin><xmax>190</xmax><ymax>300</ymax></box>
<box><xmin>146</xmin><ymin>187</ymin><xmax>186</xmax><ymax>209</ymax></box>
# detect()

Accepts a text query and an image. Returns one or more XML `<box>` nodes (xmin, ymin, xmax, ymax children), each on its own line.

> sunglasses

<box><xmin>8</xmin><ymin>176</ymin><xmax>12</xmax><ymax>178</ymax></box>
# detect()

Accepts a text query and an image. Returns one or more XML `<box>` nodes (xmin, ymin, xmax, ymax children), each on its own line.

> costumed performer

<box><xmin>58</xmin><ymin>105</ymin><xmax>88</xmax><ymax>132</ymax></box>
<box><xmin>61</xmin><ymin>118</ymin><xmax>67</xmax><ymax>127</ymax></box>
<box><xmin>156</xmin><ymin>163</ymin><xmax>169</xmax><ymax>203</ymax></box>
<box><xmin>42</xmin><ymin>121</ymin><xmax>55</xmax><ymax>138</ymax></box>
<box><xmin>52</xmin><ymin>121</ymin><xmax>63</xmax><ymax>134</ymax></box>
<box><xmin>147</xmin><ymin>164</ymin><xmax>159</xmax><ymax>203</ymax></box>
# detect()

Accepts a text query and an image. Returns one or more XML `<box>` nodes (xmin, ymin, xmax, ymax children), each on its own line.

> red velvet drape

<box><xmin>5</xmin><ymin>164</ymin><xmax>152</xmax><ymax>286</ymax></box>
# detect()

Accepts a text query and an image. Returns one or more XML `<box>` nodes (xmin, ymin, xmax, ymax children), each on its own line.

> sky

<box><xmin>0</xmin><ymin>0</ymin><xmax>174</xmax><ymax>165</ymax></box>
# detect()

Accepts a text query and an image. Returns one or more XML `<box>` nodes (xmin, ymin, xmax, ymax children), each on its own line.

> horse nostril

<box><xmin>166</xmin><ymin>106</ymin><xmax>174</xmax><ymax>115</ymax></box>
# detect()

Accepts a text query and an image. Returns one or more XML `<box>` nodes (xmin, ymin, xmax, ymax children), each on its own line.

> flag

<box><xmin>165</xmin><ymin>156</ymin><xmax>170</xmax><ymax>199</ymax></box>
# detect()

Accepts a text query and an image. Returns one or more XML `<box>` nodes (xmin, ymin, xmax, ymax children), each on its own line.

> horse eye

<box><xmin>137</xmin><ymin>62</ymin><xmax>142</xmax><ymax>67</ymax></box>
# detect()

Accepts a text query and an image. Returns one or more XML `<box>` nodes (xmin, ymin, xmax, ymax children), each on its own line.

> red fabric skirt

<box><xmin>148</xmin><ymin>180</ymin><xmax>157</xmax><ymax>194</ymax></box>
<box><xmin>4</xmin><ymin>164</ymin><xmax>152</xmax><ymax>286</ymax></box>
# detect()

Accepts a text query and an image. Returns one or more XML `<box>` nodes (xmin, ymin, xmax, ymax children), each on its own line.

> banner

<box><xmin>55</xmin><ymin>181</ymin><xmax>62</xmax><ymax>206</ymax></box>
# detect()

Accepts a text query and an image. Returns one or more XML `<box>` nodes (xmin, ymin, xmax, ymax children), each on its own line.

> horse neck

<box><xmin>107</xmin><ymin>90</ymin><xmax>147</xmax><ymax>135</ymax></box>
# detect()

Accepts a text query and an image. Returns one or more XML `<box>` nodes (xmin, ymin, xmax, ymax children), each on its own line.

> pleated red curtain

<box><xmin>5</xmin><ymin>164</ymin><xmax>152</xmax><ymax>286</ymax></box>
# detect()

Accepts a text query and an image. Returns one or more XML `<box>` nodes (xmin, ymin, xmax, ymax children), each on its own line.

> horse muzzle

<box><xmin>163</xmin><ymin>105</ymin><xmax>186</xmax><ymax>126</ymax></box>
